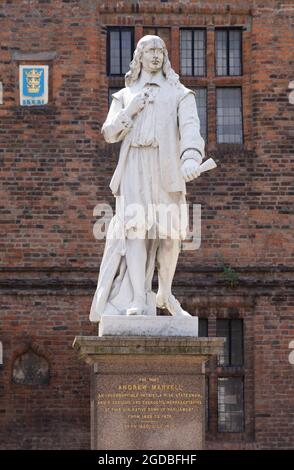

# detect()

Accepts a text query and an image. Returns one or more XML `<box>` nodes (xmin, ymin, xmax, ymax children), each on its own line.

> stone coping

<box><xmin>73</xmin><ymin>335</ymin><xmax>224</xmax><ymax>360</ymax></box>
<box><xmin>12</xmin><ymin>51</ymin><xmax>57</xmax><ymax>61</ymax></box>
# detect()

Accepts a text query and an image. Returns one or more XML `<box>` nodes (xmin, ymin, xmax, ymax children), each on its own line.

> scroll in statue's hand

<box><xmin>125</xmin><ymin>91</ymin><xmax>148</xmax><ymax>118</ymax></box>
<box><xmin>181</xmin><ymin>158</ymin><xmax>201</xmax><ymax>182</ymax></box>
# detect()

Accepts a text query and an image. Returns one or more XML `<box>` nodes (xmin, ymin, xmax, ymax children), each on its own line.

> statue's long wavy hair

<box><xmin>125</xmin><ymin>35</ymin><xmax>181</xmax><ymax>88</ymax></box>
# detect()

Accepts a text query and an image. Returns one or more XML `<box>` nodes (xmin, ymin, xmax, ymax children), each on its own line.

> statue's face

<box><xmin>141</xmin><ymin>39</ymin><xmax>164</xmax><ymax>73</ymax></box>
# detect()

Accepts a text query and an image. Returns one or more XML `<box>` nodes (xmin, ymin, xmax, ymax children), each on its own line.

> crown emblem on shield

<box><xmin>25</xmin><ymin>68</ymin><xmax>43</xmax><ymax>94</ymax></box>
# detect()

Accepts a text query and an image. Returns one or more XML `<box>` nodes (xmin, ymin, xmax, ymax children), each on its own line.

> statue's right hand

<box><xmin>124</xmin><ymin>91</ymin><xmax>148</xmax><ymax>118</ymax></box>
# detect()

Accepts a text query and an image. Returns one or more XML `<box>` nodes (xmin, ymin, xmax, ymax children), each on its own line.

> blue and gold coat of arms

<box><xmin>19</xmin><ymin>65</ymin><xmax>49</xmax><ymax>106</ymax></box>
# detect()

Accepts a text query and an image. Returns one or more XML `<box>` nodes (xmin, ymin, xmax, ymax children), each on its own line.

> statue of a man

<box><xmin>90</xmin><ymin>35</ymin><xmax>205</xmax><ymax>322</ymax></box>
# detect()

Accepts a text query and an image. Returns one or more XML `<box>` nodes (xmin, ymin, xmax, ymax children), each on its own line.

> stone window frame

<box><xmin>199</xmin><ymin>316</ymin><xmax>245</xmax><ymax>435</ymax></box>
<box><xmin>203</xmin><ymin>308</ymin><xmax>254</xmax><ymax>443</ymax></box>
<box><xmin>178</xmin><ymin>24</ymin><xmax>250</xmax><ymax>151</ymax></box>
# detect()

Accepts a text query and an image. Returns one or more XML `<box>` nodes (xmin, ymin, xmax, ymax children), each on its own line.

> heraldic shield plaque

<box><xmin>19</xmin><ymin>65</ymin><xmax>49</xmax><ymax>106</ymax></box>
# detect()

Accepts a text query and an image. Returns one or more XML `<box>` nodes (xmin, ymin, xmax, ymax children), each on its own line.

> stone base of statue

<box><xmin>73</xmin><ymin>317</ymin><xmax>223</xmax><ymax>450</ymax></box>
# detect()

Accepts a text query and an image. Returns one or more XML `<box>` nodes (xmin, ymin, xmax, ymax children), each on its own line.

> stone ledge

<box><xmin>12</xmin><ymin>51</ymin><xmax>57</xmax><ymax>61</ymax></box>
<box><xmin>73</xmin><ymin>335</ymin><xmax>224</xmax><ymax>364</ymax></box>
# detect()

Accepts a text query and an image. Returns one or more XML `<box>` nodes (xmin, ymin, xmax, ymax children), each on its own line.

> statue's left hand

<box><xmin>181</xmin><ymin>158</ymin><xmax>201</xmax><ymax>182</ymax></box>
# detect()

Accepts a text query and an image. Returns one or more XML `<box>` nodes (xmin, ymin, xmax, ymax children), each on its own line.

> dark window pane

<box><xmin>199</xmin><ymin>318</ymin><xmax>208</xmax><ymax>337</ymax></box>
<box><xmin>231</xmin><ymin>319</ymin><xmax>243</xmax><ymax>366</ymax></box>
<box><xmin>194</xmin><ymin>30</ymin><xmax>206</xmax><ymax>76</ymax></box>
<box><xmin>218</xmin><ymin>377</ymin><xmax>244</xmax><ymax>432</ymax></box>
<box><xmin>229</xmin><ymin>30</ymin><xmax>242</xmax><ymax>75</ymax></box>
<box><xmin>216</xmin><ymin>30</ymin><xmax>227</xmax><ymax>76</ymax></box>
<box><xmin>216</xmin><ymin>29</ymin><xmax>242</xmax><ymax>76</ymax></box>
<box><xmin>216</xmin><ymin>88</ymin><xmax>243</xmax><ymax>144</ymax></box>
<box><xmin>180</xmin><ymin>29</ymin><xmax>206</xmax><ymax>76</ymax></box>
<box><xmin>110</xmin><ymin>30</ymin><xmax>121</xmax><ymax>75</ymax></box>
<box><xmin>216</xmin><ymin>319</ymin><xmax>230</xmax><ymax>366</ymax></box>
<box><xmin>121</xmin><ymin>30</ymin><xmax>132</xmax><ymax>74</ymax></box>
<box><xmin>194</xmin><ymin>87</ymin><xmax>207</xmax><ymax>142</ymax></box>
<box><xmin>180</xmin><ymin>30</ymin><xmax>193</xmax><ymax>75</ymax></box>
<box><xmin>108</xmin><ymin>28</ymin><xmax>134</xmax><ymax>76</ymax></box>
<box><xmin>216</xmin><ymin>319</ymin><xmax>244</xmax><ymax>366</ymax></box>
<box><xmin>108</xmin><ymin>87</ymin><xmax>121</xmax><ymax>108</ymax></box>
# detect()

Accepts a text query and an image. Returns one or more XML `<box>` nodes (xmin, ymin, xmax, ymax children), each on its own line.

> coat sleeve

<box><xmin>101</xmin><ymin>89</ymin><xmax>133</xmax><ymax>143</ymax></box>
<box><xmin>178</xmin><ymin>90</ymin><xmax>205</xmax><ymax>163</ymax></box>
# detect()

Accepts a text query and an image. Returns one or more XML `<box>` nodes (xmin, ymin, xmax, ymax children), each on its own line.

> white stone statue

<box><xmin>90</xmin><ymin>35</ymin><xmax>206</xmax><ymax>322</ymax></box>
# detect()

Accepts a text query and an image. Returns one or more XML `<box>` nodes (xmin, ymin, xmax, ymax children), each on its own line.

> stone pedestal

<box><xmin>99</xmin><ymin>315</ymin><xmax>199</xmax><ymax>337</ymax></box>
<box><xmin>73</xmin><ymin>332</ymin><xmax>223</xmax><ymax>450</ymax></box>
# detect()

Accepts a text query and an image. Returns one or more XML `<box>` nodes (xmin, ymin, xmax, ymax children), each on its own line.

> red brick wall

<box><xmin>0</xmin><ymin>291</ymin><xmax>95</xmax><ymax>449</ymax></box>
<box><xmin>0</xmin><ymin>0</ymin><xmax>293</xmax><ymax>449</ymax></box>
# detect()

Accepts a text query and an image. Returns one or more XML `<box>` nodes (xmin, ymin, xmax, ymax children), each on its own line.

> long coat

<box><xmin>102</xmin><ymin>72</ymin><xmax>205</xmax><ymax>195</ymax></box>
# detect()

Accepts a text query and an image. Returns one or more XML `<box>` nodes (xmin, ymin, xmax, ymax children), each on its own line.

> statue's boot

<box><xmin>156</xmin><ymin>293</ymin><xmax>191</xmax><ymax>317</ymax></box>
